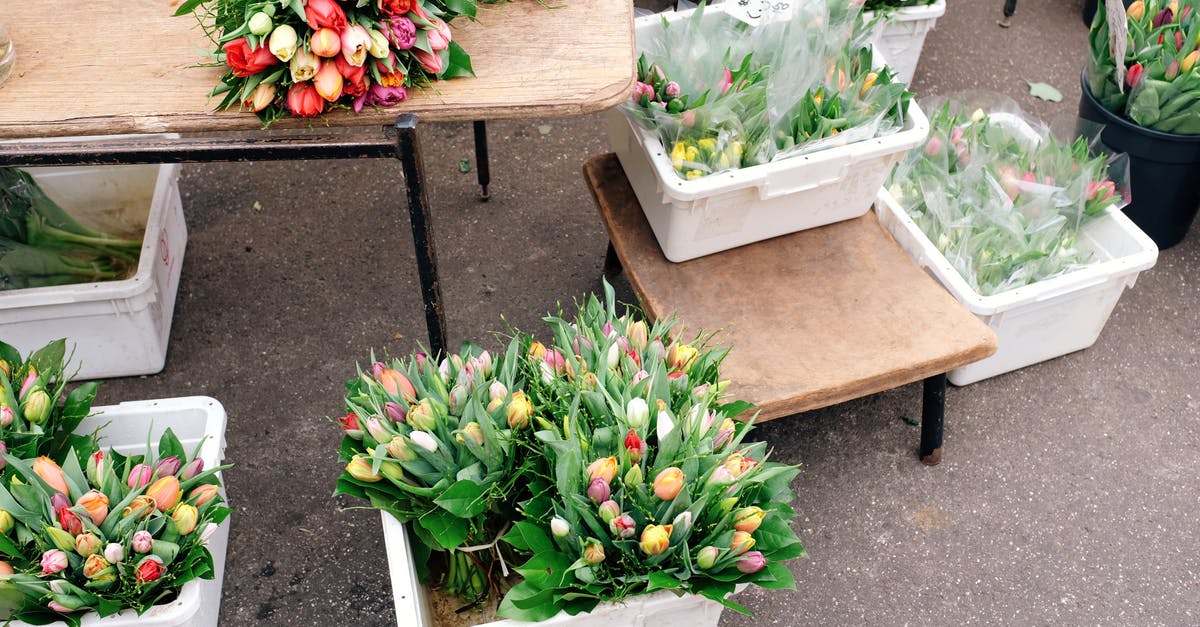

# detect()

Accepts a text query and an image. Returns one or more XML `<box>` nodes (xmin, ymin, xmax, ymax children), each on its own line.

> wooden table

<box><xmin>0</xmin><ymin>0</ymin><xmax>635</xmax><ymax>355</ymax></box>
<box><xmin>583</xmin><ymin>154</ymin><xmax>998</xmax><ymax>464</ymax></box>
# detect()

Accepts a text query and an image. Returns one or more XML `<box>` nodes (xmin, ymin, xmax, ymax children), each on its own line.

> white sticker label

<box><xmin>725</xmin><ymin>0</ymin><xmax>794</xmax><ymax>28</ymax></box>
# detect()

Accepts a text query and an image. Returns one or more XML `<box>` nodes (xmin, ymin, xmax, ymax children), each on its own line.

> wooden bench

<box><xmin>583</xmin><ymin>154</ymin><xmax>997</xmax><ymax>465</ymax></box>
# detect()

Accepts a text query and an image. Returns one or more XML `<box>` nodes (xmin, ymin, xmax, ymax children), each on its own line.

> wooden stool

<box><xmin>583</xmin><ymin>154</ymin><xmax>997</xmax><ymax>465</ymax></box>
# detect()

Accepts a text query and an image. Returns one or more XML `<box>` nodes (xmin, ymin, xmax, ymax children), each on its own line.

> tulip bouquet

<box><xmin>1087</xmin><ymin>0</ymin><xmax>1200</xmax><ymax>134</ymax></box>
<box><xmin>0</xmin><ymin>429</ymin><xmax>229</xmax><ymax>624</ymax></box>
<box><xmin>862</xmin><ymin>0</ymin><xmax>939</xmax><ymax>9</ymax></box>
<box><xmin>333</xmin><ymin>342</ymin><xmax>538</xmax><ymax>603</ymax></box>
<box><xmin>174</xmin><ymin>0</ymin><xmax>489</xmax><ymax>125</ymax></box>
<box><xmin>624</xmin><ymin>1</ymin><xmax>912</xmax><ymax>180</ymax></box>
<box><xmin>0</xmin><ymin>339</ymin><xmax>99</xmax><ymax>469</ymax></box>
<box><xmin>495</xmin><ymin>285</ymin><xmax>803</xmax><ymax>621</ymax></box>
<box><xmin>887</xmin><ymin>96</ymin><xmax>1131</xmax><ymax>295</ymax></box>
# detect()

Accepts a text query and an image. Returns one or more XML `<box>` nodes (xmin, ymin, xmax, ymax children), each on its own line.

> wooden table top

<box><xmin>0</xmin><ymin>1</ymin><xmax>634</xmax><ymax>139</ymax></box>
<box><xmin>584</xmin><ymin>153</ymin><xmax>998</xmax><ymax>421</ymax></box>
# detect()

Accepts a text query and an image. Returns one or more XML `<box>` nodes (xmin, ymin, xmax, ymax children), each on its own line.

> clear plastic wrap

<box><xmin>886</xmin><ymin>93</ymin><xmax>1133</xmax><ymax>296</ymax></box>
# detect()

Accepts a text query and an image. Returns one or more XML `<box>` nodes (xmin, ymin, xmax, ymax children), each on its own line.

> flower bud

<box><xmin>40</xmin><ymin>549</ymin><xmax>68</xmax><ymax>575</ymax></box>
<box><xmin>737</xmin><ymin>550</ymin><xmax>766</xmax><ymax>574</ymax></box>
<box><xmin>386</xmin><ymin>435</ymin><xmax>417</xmax><ymax>462</ymax></box>
<box><xmin>153</xmin><ymin>455</ymin><xmax>182</xmax><ymax>478</ymax></box>
<box><xmin>190</xmin><ymin>483</ymin><xmax>220</xmax><ymax>507</ymax></box>
<box><xmin>310</xmin><ymin>27</ymin><xmax>342</xmax><ymax>58</ymax></box>
<box><xmin>132</xmin><ymin>530</ymin><xmax>154</xmax><ymax>553</ymax></box>
<box><xmin>1127</xmin><ymin>0</ymin><xmax>1145</xmax><ymax>20</ymax></box>
<box><xmin>1127</xmin><ymin>63</ymin><xmax>1144</xmax><ymax>89</ymax></box>
<box><xmin>486</xmin><ymin>397</ymin><xmax>504</xmax><ymax>413</ymax></box>
<box><xmin>246</xmin><ymin>82</ymin><xmax>277</xmax><ymax>112</ymax></box>
<box><xmin>587</xmin><ymin>477</ymin><xmax>610</xmax><ymax>504</ymax></box>
<box><xmin>1183</xmin><ymin>50</ymin><xmax>1199</xmax><ymax>73</ymax></box>
<box><xmin>624</xmin><ymin>464</ymin><xmax>643</xmax><ymax>487</ymax></box>
<box><xmin>172</xmin><ymin>503</ymin><xmax>199</xmax><ymax>535</ymax></box>
<box><xmin>34</xmin><ymin>456</ymin><xmax>69</xmax><ymax>494</ymax></box>
<box><xmin>410</xmin><ymin>431</ymin><xmax>438</xmax><ymax>453</ymax></box>
<box><xmin>597</xmin><ymin>500</ymin><xmax>620</xmax><ymax>523</ymax></box>
<box><xmin>0</xmin><ymin>561</ymin><xmax>13</xmax><ymax>576</ymax></box>
<box><xmin>77</xmin><ymin>490</ymin><xmax>109</xmax><ymax>527</ymax></box>
<box><xmin>0</xmin><ymin>509</ymin><xmax>12</xmax><ymax>534</ymax></box>
<box><xmin>623</xmin><ymin>429</ymin><xmax>646</xmax><ymax>464</ymax></box>
<box><xmin>379</xmin><ymin>460</ymin><xmax>405</xmax><ymax>483</ymax></box>
<box><xmin>104</xmin><ymin>543</ymin><xmax>124</xmax><ymax>564</ymax></box>
<box><xmin>733</xmin><ymin>506</ymin><xmax>766</xmax><ymax>534</ymax></box>
<box><xmin>248</xmin><ymin>11</ymin><xmax>273</xmax><ymax>36</ymax></box>
<box><xmin>346</xmin><ymin>456</ymin><xmax>382</xmax><ymax>482</ymax></box>
<box><xmin>365</xmin><ymin>416</ymin><xmax>389</xmax><ymax>443</ymax></box>
<box><xmin>0</xmin><ymin>405</ymin><xmax>12</xmax><ymax>427</ymax></box>
<box><xmin>583</xmin><ymin>538</ymin><xmax>606</xmax><ymax>564</ymax></box>
<box><xmin>587</xmin><ymin>457</ymin><xmax>618</xmax><ymax>484</ymax></box>
<box><xmin>666</xmin><ymin>343</ymin><xmax>697</xmax><ymax>372</ymax></box>
<box><xmin>146</xmin><ymin>476</ymin><xmax>181</xmax><ymax>512</ymax></box>
<box><xmin>127</xmin><ymin>463</ymin><xmax>152</xmax><ymax>489</ymax></box>
<box><xmin>672</xmin><ymin>511</ymin><xmax>693</xmax><ymax>535</ymax></box>
<box><xmin>630</xmin><ymin>369</ymin><xmax>649</xmax><ymax>386</ymax></box>
<box><xmin>696</xmin><ymin>545</ymin><xmax>719</xmax><ymax>570</ymax></box>
<box><xmin>46</xmin><ymin>527</ymin><xmax>76</xmax><ymax>553</ymax></box>
<box><xmin>384</xmin><ymin>402</ymin><xmax>406</xmax><ymax>424</ymax></box>
<box><xmin>506</xmin><ymin>391</ymin><xmax>533</xmax><ymax>429</ymax></box>
<box><xmin>714</xmin><ymin>418</ymin><xmax>737</xmax><ymax>450</ymax></box>
<box><xmin>550</xmin><ymin>517</ymin><xmax>570</xmax><ymax>538</ymax></box>
<box><xmin>730</xmin><ymin>530</ymin><xmax>755</xmax><ymax>555</ymax></box>
<box><xmin>1165</xmin><ymin>59</ymin><xmax>1181</xmax><ymax>81</ymax></box>
<box><xmin>75</xmin><ymin>532</ymin><xmax>103</xmax><ymax>557</ymax></box>
<box><xmin>407</xmin><ymin>399</ymin><xmax>437</xmax><ymax>432</ymax></box>
<box><xmin>639</xmin><ymin>524</ymin><xmax>671</xmax><ymax>556</ymax></box>
<box><xmin>21</xmin><ymin>389</ymin><xmax>50</xmax><ymax>425</ymax></box>
<box><xmin>135</xmin><ymin>555</ymin><xmax>165</xmax><ymax>584</ymax></box>
<box><xmin>123</xmin><ymin>495</ymin><xmax>157</xmax><ymax>520</ymax></box>
<box><xmin>626</xmin><ymin>397</ymin><xmax>649</xmax><ymax>429</ymax></box>
<box><xmin>609</xmin><ymin>513</ymin><xmax>636</xmax><ymax>539</ymax></box>
<box><xmin>378</xmin><ymin>368</ymin><xmax>417</xmax><ymax>401</ymax></box>
<box><xmin>367</xmin><ymin>28</ymin><xmax>390</xmax><ymax>59</ymax></box>
<box><xmin>0</xmin><ymin>359</ymin><xmax>8</xmax><ymax>378</ymax></box>
<box><xmin>460</xmin><ymin>422</ymin><xmax>484</xmax><ymax>446</ymax></box>
<box><xmin>448</xmin><ymin>385</ymin><xmax>469</xmax><ymax>413</ymax></box>
<box><xmin>290</xmin><ymin>47</ymin><xmax>319</xmax><ymax>82</ymax></box>
<box><xmin>652</xmin><ymin>467</ymin><xmax>684</xmax><ymax>500</ymax></box>
<box><xmin>627</xmin><ymin>321</ymin><xmax>649</xmax><ymax>351</ymax></box>
<box><xmin>181</xmin><ymin>458</ymin><xmax>204</xmax><ymax>481</ymax></box>
<box><xmin>488</xmin><ymin>381</ymin><xmax>508</xmax><ymax>402</ymax></box>
<box><xmin>86</xmin><ymin>451</ymin><xmax>105</xmax><ymax>486</ymax></box>
<box><xmin>83</xmin><ymin>554</ymin><xmax>111</xmax><ymax>578</ymax></box>
<box><xmin>269</xmin><ymin>24</ymin><xmax>299</xmax><ymax>62</ymax></box>
<box><xmin>527</xmin><ymin>341</ymin><xmax>546</xmax><ymax>360</ymax></box>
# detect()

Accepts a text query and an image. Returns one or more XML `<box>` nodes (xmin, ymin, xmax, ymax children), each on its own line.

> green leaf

<box><xmin>497</xmin><ymin>581</ymin><xmax>563</xmax><ymax>621</ymax></box>
<box><xmin>1027</xmin><ymin>81</ymin><xmax>1063</xmax><ymax>102</ymax></box>
<box><xmin>514</xmin><ymin>551</ymin><xmax>574</xmax><ymax>588</ymax></box>
<box><xmin>172</xmin><ymin>0</ymin><xmax>207</xmax><ymax>15</ymax></box>
<box><xmin>503</xmin><ymin>521</ymin><xmax>554</xmax><ymax>555</ymax></box>
<box><xmin>753</xmin><ymin>560</ymin><xmax>796</xmax><ymax>590</ymax></box>
<box><xmin>28</xmin><ymin>339</ymin><xmax>66</xmax><ymax>377</ymax></box>
<box><xmin>433</xmin><ymin>480</ymin><xmax>487</xmax><ymax>518</ymax></box>
<box><xmin>646</xmin><ymin>571</ymin><xmax>684</xmax><ymax>592</ymax></box>
<box><xmin>0</xmin><ymin>341</ymin><xmax>21</xmax><ymax>368</ymax></box>
<box><xmin>157</xmin><ymin>429</ymin><xmax>186</xmax><ymax>462</ymax></box>
<box><xmin>441</xmin><ymin>41</ymin><xmax>476</xmax><ymax>80</ymax></box>
<box><xmin>416</xmin><ymin>511</ymin><xmax>470</xmax><ymax>549</ymax></box>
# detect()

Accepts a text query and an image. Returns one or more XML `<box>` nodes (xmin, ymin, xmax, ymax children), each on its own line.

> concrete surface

<box><xmin>88</xmin><ymin>0</ymin><xmax>1200</xmax><ymax>624</ymax></box>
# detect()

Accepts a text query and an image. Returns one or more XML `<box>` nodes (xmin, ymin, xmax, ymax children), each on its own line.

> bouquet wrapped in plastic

<box><xmin>887</xmin><ymin>93</ymin><xmax>1132</xmax><ymax>295</ymax></box>
<box><xmin>1087</xmin><ymin>0</ymin><xmax>1200</xmax><ymax>134</ymax></box>
<box><xmin>624</xmin><ymin>0</ymin><xmax>912</xmax><ymax>180</ymax></box>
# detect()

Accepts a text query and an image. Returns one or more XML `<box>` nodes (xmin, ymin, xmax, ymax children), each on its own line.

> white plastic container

<box><xmin>0</xmin><ymin>163</ymin><xmax>186</xmax><ymax>379</ymax></box>
<box><xmin>382</xmin><ymin>513</ymin><xmax>731</xmax><ymax>626</ymax></box>
<box><xmin>862</xmin><ymin>0</ymin><xmax>947</xmax><ymax>86</ymax></box>
<box><xmin>876</xmin><ymin>188</ymin><xmax>1159</xmax><ymax>385</ymax></box>
<box><xmin>26</xmin><ymin>396</ymin><xmax>230</xmax><ymax>627</ymax></box>
<box><xmin>609</xmin><ymin>8</ymin><xmax>930</xmax><ymax>262</ymax></box>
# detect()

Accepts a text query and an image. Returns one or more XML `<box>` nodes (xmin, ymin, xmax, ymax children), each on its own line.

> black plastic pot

<box><xmin>1077</xmin><ymin>72</ymin><xmax>1200</xmax><ymax>249</ymax></box>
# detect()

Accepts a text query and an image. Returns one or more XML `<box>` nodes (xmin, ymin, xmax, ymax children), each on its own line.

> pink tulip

<box><xmin>127</xmin><ymin>464</ymin><xmax>152</xmax><ymax>489</ymax></box>
<box><xmin>41</xmin><ymin>549</ymin><xmax>68</xmax><ymax>575</ymax></box>
<box><xmin>341</xmin><ymin>24</ymin><xmax>372</xmax><ymax>67</ymax></box>
<box><xmin>313</xmin><ymin>61</ymin><xmax>344</xmax><ymax>102</ymax></box>
<box><xmin>384</xmin><ymin>16</ymin><xmax>417</xmax><ymax>50</ymax></box>
<box><xmin>737</xmin><ymin>550</ymin><xmax>766</xmax><ymax>574</ymax></box>
<box><xmin>132</xmin><ymin>530</ymin><xmax>154</xmax><ymax>553</ymax></box>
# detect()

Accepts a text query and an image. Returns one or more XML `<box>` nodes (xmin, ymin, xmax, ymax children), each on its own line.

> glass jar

<box><xmin>0</xmin><ymin>15</ymin><xmax>14</xmax><ymax>86</ymax></box>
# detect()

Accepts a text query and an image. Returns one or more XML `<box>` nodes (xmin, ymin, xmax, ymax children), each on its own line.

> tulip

<box><xmin>77</xmin><ymin>491</ymin><xmax>109</xmax><ymax>526</ymax></box>
<box><xmin>365</xmin><ymin>416</ymin><xmax>390</xmax><ymax>443</ymax></box>
<box><xmin>597</xmin><ymin>500</ymin><xmax>621</xmax><ymax>524</ymax></box>
<box><xmin>338</xmin><ymin>412</ymin><xmax>363</xmax><ymax>439</ymax></box>
<box><xmin>707</xmin><ymin>465</ymin><xmax>735</xmax><ymax>486</ymax></box>
<box><xmin>75</xmin><ymin>532</ymin><xmax>102</xmax><ymax>557</ymax></box>
<box><xmin>384</xmin><ymin>402</ymin><xmax>406</xmax><ymax>424</ymax></box>
<box><xmin>104</xmin><ymin>543</ymin><xmax>124</xmax><ymax>564</ymax></box>
<box><xmin>41</xmin><ymin>549</ymin><xmax>68</xmax><ymax>575</ymax></box>
<box><xmin>587</xmin><ymin>477</ymin><xmax>610</xmax><ymax>504</ymax></box>
<box><xmin>1183</xmin><ymin>50</ymin><xmax>1199</xmax><ymax>73</ymax></box>
<box><xmin>83</xmin><ymin>554</ymin><xmax>111</xmax><ymax>578</ymax></box>
<box><xmin>346</xmin><ymin>456</ymin><xmax>382</xmax><ymax>482</ymax></box>
<box><xmin>639</xmin><ymin>524</ymin><xmax>671</xmax><ymax>556</ymax></box>
<box><xmin>448</xmin><ymin>385</ymin><xmax>469</xmax><ymax>413</ymax></box>
<box><xmin>132</xmin><ymin>530</ymin><xmax>154</xmax><ymax>553</ymax></box>
<box><xmin>45</xmin><ymin>527</ymin><xmax>75</xmax><ymax>554</ymax></box>
<box><xmin>425</xmin><ymin>15</ymin><xmax>453</xmax><ymax>52</ymax></box>
<box><xmin>656</xmin><ymin>404</ymin><xmax>676</xmax><ymax>443</ymax></box>
<box><xmin>0</xmin><ymin>405</ymin><xmax>12</xmax><ymax>427</ymax></box>
<box><xmin>269</xmin><ymin>24</ymin><xmax>298</xmax><ymax>62</ymax></box>
<box><xmin>666</xmin><ymin>343</ymin><xmax>697</xmax><ymax>372</ymax></box>
<box><xmin>379</xmin><ymin>460</ymin><xmax>405</xmax><ymax>483</ymax></box>
<box><xmin>623</xmin><ymin>429</ymin><xmax>646</xmax><ymax>464</ymax></box>
<box><xmin>245</xmin><ymin>82</ymin><xmax>277</xmax><ymax>112</ymax></box>
<box><xmin>672</xmin><ymin>511</ymin><xmax>693</xmax><ymax>535</ymax></box>
<box><xmin>550</xmin><ymin>517</ymin><xmax>570</xmax><ymax>538</ymax></box>
<box><xmin>123</xmin><ymin>495</ymin><xmax>157</xmax><ymax>520</ymax></box>
<box><xmin>339</xmin><ymin>24</ymin><xmax>372</xmax><ymax>67</ymax></box>
<box><xmin>413</xmin><ymin>48</ymin><xmax>444</xmax><ymax>75</ymax></box>
<box><xmin>626</xmin><ymin>397</ymin><xmax>649</xmax><ymax>429</ymax></box>
<box><xmin>405</xmin><ymin>399</ymin><xmax>436</xmax><ymax>432</ymax></box>
<box><xmin>587</xmin><ymin>457</ymin><xmax>618</xmax><ymax>484</ymax></box>
<box><xmin>731</xmin><ymin>530</ymin><xmax>755</xmax><ymax>555</ymax></box>
<box><xmin>1153</xmin><ymin>7</ymin><xmax>1173</xmax><ymax>28</ymax></box>
<box><xmin>48</xmin><ymin>600</ymin><xmax>78</xmax><ymax>614</ymax></box>
<box><xmin>384</xmin><ymin>15</ymin><xmax>418</xmax><ymax>50</ymax></box>
<box><xmin>0</xmin><ymin>561</ymin><xmax>11</xmax><ymax>576</ymax></box>
<box><xmin>248</xmin><ymin>11</ymin><xmax>273</xmax><ymax>36</ymax></box>
<box><xmin>313</xmin><ymin>61</ymin><xmax>344</xmax><ymax>101</ymax></box>
<box><xmin>583</xmin><ymin>539</ymin><xmax>606</xmax><ymax>564</ymax></box>
<box><xmin>378</xmin><ymin>368</ymin><xmax>417</xmax><ymax>401</ymax></box>
<box><xmin>85</xmin><ymin>451</ymin><xmax>105</xmax><ymax>487</ymax></box>
<box><xmin>0</xmin><ymin>359</ymin><xmax>8</xmax><ymax>378</ymax></box>
<box><xmin>172</xmin><ymin>503</ymin><xmax>199</xmax><ymax>535</ymax></box>
<box><xmin>21</xmin><ymin>389</ymin><xmax>50</xmax><ymax>425</ymax></box>
<box><xmin>733</xmin><ymin>506</ymin><xmax>766</xmax><ymax>534</ymax></box>
<box><xmin>367</xmin><ymin>29</ymin><xmax>390</xmax><ymax>59</ymax></box>
<box><xmin>624</xmin><ymin>464</ymin><xmax>643</xmax><ymax>487</ymax></box>
<box><xmin>0</xmin><ymin>509</ymin><xmax>13</xmax><ymax>534</ymax></box>
<box><xmin>181</xmin><ymin>458</ymin><xmax>204</xmax><ymax>481</ymax></box>
<box><xmin>290</xmin><ymin>48</ymin><xmax>320</xmax><ymax>83</ymax></box>
<box><xmin>304</xmin><ymin>0</ymin><xmax>347</xmax><ymax>30</ymax></box>
<box><xmin>459</xmin><ymin>422</ymin><xmax>484</xmax><ymax>446</ymax></box>
<box><xmin>126</xmin><ymin>463</ymin><xmax>152</xmax><ymax>490</ymax></box>
<box><xmin>146</xmin><ymin>476</ymin><xmax>181</xmax><ymax>512</ymax></box>
<box><xmin>737</xmin><ymin>550</ymin><xmax>766</xmax><ymax>574</ymax></box>
<box><xmin>1127</xmin><ymin>63</ymin><xmax>1144</xmax><ymax>89</ymax></box>
<box><xmin>507</xmin><ymin>391</ymin><xmax>533</xmax><ymax>429</ymax></box>
<box><xmin>609</xmin><ymin>513</ymin><xmax>636</xmax><ymax>539</ymax></box>
<box><xmin>190</xmin><ymin>483</ymin><xmax>220</xmax><ymax>507</ymax></box>
<box><xmin>410</xmin><ymin>430</ymin><xmax>438</xmax><ymax>453</ymax></box>
<box><xmin>34</xmin><ymin>456</ymin><xmax>69</xmax><ymax>494</ymax></box>
<box><xmin>488</xmin><ymin>381</ymin><xmax>508</xmax><ymax>402</ymax></box>
<box><xmin>386</xmin><ymin>435</ymin><xmax>417</xmax><ymax>462</ymax></box>
<box><xmin>286</xmin><ymin>81</ymin><xmax>324</xmax><ymax>117</ymax></box>
<box><xmin>924</xmin><ymin>135</ymin><xmax>944</xmax><ymax>157</ymax></box>
<box><xmin>696</xmin><ymin>546</ymin><xmax>719</xmax><ymax>570</ymax></box>
<box><xmin>135</xmin><ymin>555</ymin><xmax>165</xmax><ymax>584</ymax></box>
<box><xmin>1126</xmin><ymin>0</ymin><xmax>1145</xmax><ymax>20</ymax></box>
<box><xmin>652</xmin><ymin>467</ymin><xmax>684</xmax><ymax>500</ymax></box>
<box><xmin>153</xmin><ymin>456</ymin><xmax>182</xmax><ymax>479</ymax></box>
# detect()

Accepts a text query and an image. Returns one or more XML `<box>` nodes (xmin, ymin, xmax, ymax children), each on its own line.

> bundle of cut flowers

<box><xmin>624</xmin><ymin>0</ymin><xmax>912</xmax><ymax>180</ymax></box>
<box><xmin>1087</xmin><ymin>0</ymin><xmax>1200</xmax><ymax>134</ymax></box>
<box><xmin>886</xmin><ymin>94</ymin><xmax>1131</xmax><ymax>295</ymax></box>
<box><xmin>332</xmin><ymin>282</ymin><xmax>805</xmax><ymax>620</ymax></box>
<box><xmin>174</xmin><ymin>0</ymin><xmax>507</xmax><ymax>125</ymax></box>
<box><xmin>0</xmin><ymin>340</ymin><xmax>99</xmax><ymax>470</ymax></box>
<box><xmin>1</xmin><ymin>169</ymin><xmax>142</xmax><ymax>291</ymax></box>
<box><xmin>862</xmin><ymin>0</ymin><xmax>939</xmax><ymax>9</ymax></box>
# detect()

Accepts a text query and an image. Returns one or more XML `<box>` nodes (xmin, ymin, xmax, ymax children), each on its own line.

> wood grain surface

<box><xmin>584</xmin><ymin>153</ymin><xmax>998</xmax><ymax>421</ymax></box>
<box><xmin>0</xmin><ymin>1</ymin><xmax>634</xmax><ymax>138</ymax></box>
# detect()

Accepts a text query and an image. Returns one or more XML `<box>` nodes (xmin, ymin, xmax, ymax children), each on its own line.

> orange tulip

<box><xmin>731</xmin><ymin>530</ymin><xmax>755</xmax><ymax>555</ymax></box>
<box><xmin>76</xmin><ymin>490</ymin><xmax>109</xmax><ymax>526</ymax></box>
<box><xmin>639</xmin><ymin>524</ymin><xmax>672</xmax><ymax>556</ymax></box>
<box><xmin>145</xmin><ymin>476</ymin><xmax>181</xmax><ymax>512</ymax></box>
<box><xmin>33</xmin><ymin>457</ymin><xmax>69</xmax><ymax>494</ymax></box>
<box><xmin>652</xmin><ymin>467</ymin><xmax>685</xmax><ymax>500</ymax></box>
<box><xmin>309</xmin><ymin>28</ymin><xmax>342</xmax><ymax>58</ymax></box>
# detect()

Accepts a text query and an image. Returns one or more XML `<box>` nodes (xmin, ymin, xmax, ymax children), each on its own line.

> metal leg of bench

<box><xmin>395</xmin><ymin>114</ymin><xmax>448</xmax><ymax>358</ymax></box>
<box><xmin>604</xmin><ymin>241</ymin><xmax>623</xmax><ymax>279</ymax></box>
<box><xmin>473</xmin><ymin>120</ymin><xmax>490</xmax><ymax>201</ymax></box>
<box><xmin>920</xmin><ymin>374</ymin><xmax>946</xmax><ymax>466</ymax></box>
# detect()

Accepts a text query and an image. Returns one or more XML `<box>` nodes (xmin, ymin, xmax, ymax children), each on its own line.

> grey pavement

<box><xmin>91</xmin><ymin>0</ymin><xmax>1200</xmax><ymax>624</ymax></box>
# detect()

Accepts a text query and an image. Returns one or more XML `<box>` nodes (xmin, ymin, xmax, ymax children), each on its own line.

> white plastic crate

<box><xmin>876</xmin><ymin>189</ymin><xmax>1158</xmax><ymax>385</ymax></box>
<box><xmin>27</xmin><ymin>396</ymin><xmax>230</xmax><ymax>627</ymax></box>
<box><xmin>609</xmin><ymin>7</ymin><xmax>930</xmax><ymax>262</ymax></box>
<box><xmin>0</xmin><ymin>162</ymin><xmax>186</xmax><ymax>379</ymax></box>
<box><xmin>382</xmin><ymin>513</ymin><xmax>731</xmax><ymax>626</ymax></box>
<box><xmin>863</xmin><ymin>0</ymin><xmax>946</xmax><ymax>86</ymax></box>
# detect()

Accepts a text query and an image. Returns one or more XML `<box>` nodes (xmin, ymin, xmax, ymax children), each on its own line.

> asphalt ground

<box><xmin>90</xmin><ymin>0</ymin><xmax>1200</xmax><ymax>624</ymax></box>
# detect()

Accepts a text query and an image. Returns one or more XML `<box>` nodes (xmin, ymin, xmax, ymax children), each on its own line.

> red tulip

<box><xmin>413</xmin><ymin>48</ymin><xmax>444</xmax><ymax>75</ymax></box>
<box><xmin>286</xmin><ymin>83</ymin><xmax>325</xmax><ymax>117</ymax></box>
<box><xmin>1127</xmin><ymin>63</ymin><xmax>1145</xmax><ymax>89</ymax></box>
<box><xmin>135</xmin><ymin>556</ymin><xmax>165</xmax><ymax>584</ymax></box>
<box><xmin>378</xmin><ymin>0</ymin><xmax>416</xmax><ymax>14</ymax></box>
<box><xmin>222</xmin><ymin>38</ymin><xmax>278</xmax><ymax>78</ymax></box>
<box><xmin>304</xmin><ymin>0</ymin><xmax>347</xmax><ymax>31</ymax></box>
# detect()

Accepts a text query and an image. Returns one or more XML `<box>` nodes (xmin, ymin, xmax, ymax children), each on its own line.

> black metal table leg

<box><xmin>920</xmin><ymin>374</ymin><xmax>946</xmax><ymax>465</ymax></box>
<box><xmin>395</xmin><ymin>114</ymin><xmax>448</xmax><ymax>358</ymax></box>
<box><xmin>999</xmin><ymin>0</ymin><xmax>1017</xmax><ymax>26</ymax></box>
<box><xmin>473</xmin><ymin>120</ymin><xmax>491</xmax><ymax>201</ymax></box>
<box><xmin>603</xmin><ymin>241</ymin><xmax>623</xmax><ymax>279</ymax></box>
